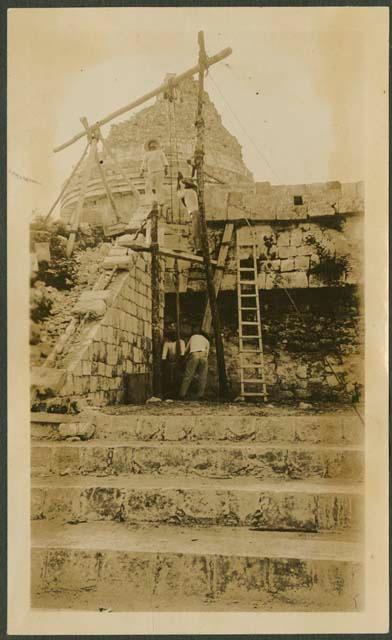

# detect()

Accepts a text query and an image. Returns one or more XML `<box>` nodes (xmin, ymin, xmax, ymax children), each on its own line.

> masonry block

<box><xmin>102</xmin><ymin>256</ymin><xmax>132</xmax><ymax>270</ymax></box>
<box><xmin>108</xmin><ymin>247</ymin><xmax>128</xmax><ymax>257</ymax></box>
<box><xmin>288</xmin><ymin>271</ymin><xmax>309</xmax><ymax>288</ymax></box>
<box><xmin>295</xmin><ymin>256</ymin><xmax>310</xmax><ymax>271</ymax></box>
<box><xmin>58</xmin><ymin>422</ymin><xmax>95</xmax><ymax>440</ymax></box>
<box><xmin>72</xmin><ymin>298</ymin><xmax>107</xmax><ymax>318</ymax></box>
<box><xmin>277</xmin><ymin>231</ymin><xmax>291</xmax><ymax>247</ymax></box>
<box><xmin>281</xmin><ymin>259</ymin><xmax>295</xmax><ymax>272</ymax></box>
<box><xmin>308</xmin><ymin>203</ymin><xmax>335</xmax><ymax>217</ymax></box>
<box><xmin>290</xmin><ymin>228</ymin><xmax>303</xmax><ymax>246</ymax></box>
<box><xmin>279</xmin><ymin>245</ymin><xmax>297</xmax><ymax>259</ymax></box>
<box><xmin>31</xmin><ymin>367</ymin><xmax>67</xmax><ymax>398</ymax></box>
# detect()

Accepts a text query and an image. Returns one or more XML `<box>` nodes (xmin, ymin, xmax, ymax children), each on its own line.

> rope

<box><xmin>170</xmin><ymin>95</ymin><xmax>181</xmax><ymax>221</ymax></box>
<box><xmin>172</xmin><ymin>98</ymin><xmax>180</xmax><ymax>176</ymax></box>
<box><xmin>207</xmin><ymin>72</ymin><xmax>281</xmax><ymax>183</ymax></box>
<box><xmin>166</xmin><ymin>98</ymin><xmax>174</xmax><ymax>220</ymax></box>
<box><xmin>165</xmin><ymin>83</ymin><xmax>181</xmax><ymax>223</ymax></box>
<box><xmin>207</xmin><ymin>71</ymin><xmax>293</xmax><ymax>218</ymax></box>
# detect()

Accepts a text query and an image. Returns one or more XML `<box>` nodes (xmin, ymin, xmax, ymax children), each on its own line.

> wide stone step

<box><xmin>31</xmin><ymin>521</ymin><xmax>363</xmax><ymax>611</ymax></box>
<box><xmin>31</xmin><ymin>412</ymin><xmax>363</xmax><ymax>445</ymax></box>
<box><xmin>32</xmin><ymin>475</ymin><xmax>363</xmax><ymax>532</ymax></box>
<box><xmin>31</xmin><ymin>441</ymin><xmax>364</xmax><ymax>481</ymax></box>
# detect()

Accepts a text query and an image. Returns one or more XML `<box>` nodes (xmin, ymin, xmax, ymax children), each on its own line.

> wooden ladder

<box><xmin>236</xmin><ymin>232</ymin><xmax>267</xmax><ymax>400</ymax></box>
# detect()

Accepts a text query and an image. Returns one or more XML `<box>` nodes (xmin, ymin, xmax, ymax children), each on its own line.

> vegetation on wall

<box><xmin>31</xmin><ymin>216</ymin><xmax>104</xmax><ymax>290</ymax></box>
<box><xmin>30</xmin><ymin>285</ymin><xmax>54</xmax><ymax>323</ymax></box>
<box><xmin>305</xmin><ymin>234</ymin><xmax>351</xmax><ymax>286</ymax></box>
<box><xmin>316</xmin><ymin>213</ymin><xmax>346</xmax><ymax>232</ymax></box>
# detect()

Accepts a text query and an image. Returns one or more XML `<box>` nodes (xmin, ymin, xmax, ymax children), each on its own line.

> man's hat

<box><xmin>145</xmin><ymin>138</ymin><xmax>160</xmax><ymax>150</ymax></box>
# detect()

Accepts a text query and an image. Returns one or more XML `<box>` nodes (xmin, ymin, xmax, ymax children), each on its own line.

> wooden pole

<box><xmin>43</xmin><ymin>142</ymin><xmax>89</xmax><ymax>225</ymax></box>
<box><xmin>66</xmin><ymin>137</ymin><xmax>95</xmax><ymax>257</ymax></box>
<box><xmin>94</xmin><ymin>142</ymin><xmax>121</xmax><ymax>223</ymax></box>
<box><xmin>150</xmin><ymin>202</ymin><xmax>162</xmax><ymax>397</ymax></box>
<box><xmin>195</xmin><ymin>31</ymin><xmax>229</xmax><ymax>399</ymax></box>
<box><xmin>202</xmin><ymin>223</ymin><xmax>234</xmax><ymax>333</ymax></box>
<box><xmin>54</xmin><ymin>47</ymin><xmax>232</xmax><ymax>153</ymax></box>
<box><xmin>174</xmin><ymin>258</ymin><xmax>181</xmax><ymax>359</ymax></box>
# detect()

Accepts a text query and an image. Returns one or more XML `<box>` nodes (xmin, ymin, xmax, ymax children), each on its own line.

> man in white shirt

<box><xmin>176</xmin><ymin>173</ymin><xmax>202</xmax><ymax>254</ymax></box>
<box><xmin>179</xmin><ymin>330</ymin><xmax>210</xmax><ymax>400</ymax></box>
<box><xmin>140</xmin><ymin>139</ymin><xmax>169</xmax><ymax>205</ymax></box>
<box><xmin>162</xmin><ymin>330</ymin><xmax>185</xmax><ymax>398</ymax></box>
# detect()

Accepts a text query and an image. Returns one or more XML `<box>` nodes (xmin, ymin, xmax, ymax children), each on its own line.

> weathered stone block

<box><xmin>308</xmin><ymin>203</ymin><xmax>334</xmax><ymax>217</ymax></box>
<box><xmin>31</xmin><ymin>367</ymin><xmax>67</xmax><ymax>397</ymax></box>
<box><xmin>286</xmin><ymin>271</ymin><xmax>309</xmax><ymax>288</ymax></box>
<box><xmin>98</xmin><ymin>362</ymin><xmax>106</xmax><ymax>376</ymax></box>
<box><xmin>295</xmin><ymin>256</ymin><xmax>310</xmax><ymax>271</ymax></box>
<box><xmin>107</xmin><ymin>346</ymin><xmax>118</xmax><ymax>366</ymax></box>
<box><xmin>58</xmin><ymin>422</ymin><xmax>95</xmax><ymax>440</ymax></box>
<box><xmin>290</xmin><ymin>228</ymin><xmax>303</xmax><ymax>247</ymax></box>
<box><xmin>277</xmin><ymin>231</ymin><xmax>291</xmax><ymax>247</ymax></box>
<box><xmin>108</xmin><ymin>246</ymin><xmax>128</xmax><ymax>257</ymax></box>
<box><xmin>102</xmin><ymin>256</ymin><xmax>132</xmax><ymax>270</ymax></box>
<box><xmin>81</xmin><ymin>361</ymin><xmax>92</xmax><ymax>376</ymax></box>
<box><xmin>281</xmin><ymin>259</ymin><xmax>295</xmax><ymax>272</ymax></box>
<box><xmin>326</xmin><ymin>375</ymin><xmax>340</xmax><ymax>388</ymax></box>
<box><xmin>72</xmin><ymin>299</ymin><xmax>106</xmax><ymax>319</ymax></box>
<box><xmin>279</xmin><ymin>245</ymin><xmax>297</xmax><ymax>259</ymax></box>
<box><xmin>262</xmin><ymin>258</ymin><xmax>279</xmax><ymax>273</ymax></box>
<box><xmin>296</xmin><ymin>244</ymin><xmax>313</xmax><ymax>257</ymax></box>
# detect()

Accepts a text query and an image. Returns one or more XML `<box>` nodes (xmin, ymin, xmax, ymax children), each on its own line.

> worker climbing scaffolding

<box><xmin>176</xmin><ymin>173</ymin><xmax>202</xmax><ymax>254</ymax></box>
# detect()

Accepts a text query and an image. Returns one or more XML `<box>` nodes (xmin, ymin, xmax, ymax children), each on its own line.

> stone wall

<box><xmin>32</xmin><ymin>249</ymin><xmax>165</xmax><ymax>408</ymax></box>
<box><xmin>223</xmin><ymin>180</ymin><xmax>364</xmax><ymax>222</ymax></box>
<box><xmin>164</xmin><ymin>287</ymin><xmax>363</xmax><ymax>403</ymax></box>
<box><xmin>164</xmin><ymin>214</ymin><xmax>363</xmax><ymax>293</ymax></box>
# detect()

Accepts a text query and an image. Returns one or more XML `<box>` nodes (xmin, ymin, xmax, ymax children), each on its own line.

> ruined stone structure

<box><xmin>53</xmin><ymin>76</ymin><xmax>364</xmax><ymax>404</ymax></box>
<box><xmin>31</xmin><ymin>244</ymin><xmax>164</xmax><ymax>408</ymax></box>
<box><xmin>60</xmin><ymin>77</ymin><xmax>253</xmax><ymax>228</ymax></box>
<box><xmin>30</xmin><ymin>75</ymin><xmax>364</xmax><ymax>612</ymax></box>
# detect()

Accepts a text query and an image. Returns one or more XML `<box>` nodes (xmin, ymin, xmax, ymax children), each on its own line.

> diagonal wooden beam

<box><xmin>54</xmin><ymin>46</ymin><xmax>232</xmax><ymax>153</ymax></box>
<box><xmin>202</xmin><ymin>222</ymin><xmax>234</xmax><ymax>332</ymax></box>
<box><xmin>65</xmin><ymin>134</ymin><xmax>96</xmax><ymax>257</ymax></box>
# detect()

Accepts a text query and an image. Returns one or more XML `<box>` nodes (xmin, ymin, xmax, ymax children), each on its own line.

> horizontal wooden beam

<box><xmin>122</xmin><ymin>241</ymin><xmax>220</xmax><ymax>266</ymax></box>
<box><xmin>159</xmin><ymin>246</ymin><xmax>218</xmax><ymax>265</ymax></box>
<box><xmin>54</xmin><ymin>46</ymin><xmax>232</xmax><ymax>153</ymax></box>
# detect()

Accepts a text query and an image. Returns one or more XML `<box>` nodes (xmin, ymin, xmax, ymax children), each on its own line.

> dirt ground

<box><xmin>102</xmin><ymin>400</ymin><xmax>362</xmax><ymax>418</ymax></box>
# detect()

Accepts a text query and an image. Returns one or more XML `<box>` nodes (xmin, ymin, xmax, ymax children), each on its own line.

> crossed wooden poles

<box><xmin>46</xmin><ymin>118</ymin><xmax>140</xmax><ymax>257</ymax></box>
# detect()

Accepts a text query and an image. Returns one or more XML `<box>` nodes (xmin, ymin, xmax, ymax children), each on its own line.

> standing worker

<box><xmin>161</xmin><ymin>329</ymin><xmax>185</xmax><ymax>398</ymax></box>
<box><xmin>176</xmin><ymin>172</ymin><xmax>202</xmax><ymax>255</ymax></box>
<box><xmin>179</xmin><ymin>328</ymin><xmax>210</xmax><ymax>401</ymax></box>
<box><xmin>140</xmin><ymin>138</ymin><xmax>169</xmax><ymax>205</ymax></box>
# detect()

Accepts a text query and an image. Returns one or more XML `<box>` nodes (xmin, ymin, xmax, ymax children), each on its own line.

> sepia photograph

<box><xmin>7</xmin><ymin>5</ymin><xmax>389</xmax><ymax>635</ymax></box>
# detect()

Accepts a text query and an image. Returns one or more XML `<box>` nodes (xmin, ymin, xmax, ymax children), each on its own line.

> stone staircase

<box><xmin>31</xmin><ymin>406</ymin><xmax>364</xmax><ymax>611</ymax></box>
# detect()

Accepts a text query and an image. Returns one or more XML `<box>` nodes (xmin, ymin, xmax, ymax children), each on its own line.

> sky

<box><xmin>8</xmin><ymin>7</ymin><xmax>367</xmax><ymax>218</ymax></box>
